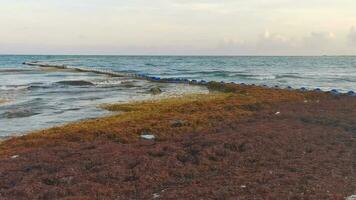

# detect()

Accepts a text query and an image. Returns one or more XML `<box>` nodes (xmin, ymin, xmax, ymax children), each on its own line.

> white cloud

<box><xmin>303</xmin><ymin>32</ymin><xmax>335</xmax><ymax>47</ymax></box>
<box><xmin>348</xmin><ymin>26</ymin><xmax>356</xmax><ymax>45</ymax></box>
<box><xmin>0</xmin><ymin>0</ymin><xmax>356</xmax><ymax>55</ymax></box>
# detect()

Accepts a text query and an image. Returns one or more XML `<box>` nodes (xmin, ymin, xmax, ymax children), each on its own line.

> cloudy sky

<box><xmin>1</xmin><ymin>0</ymin><xmax>356</xmax><ymax>55</ymax></box>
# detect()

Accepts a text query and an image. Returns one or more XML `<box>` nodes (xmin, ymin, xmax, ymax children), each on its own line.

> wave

<box><xmin>1</xmin><ymin>79</ymin><xmax>138</xmax><ymax>94</ymax></box>
<box><xmin>91</xmin><ymin>79</ymin><xmax>140</xmax><ymax>88</ymax></box>
<box><xmin>91</xmin><ymin>79</ymin><xmax>123</xmax><ymax>86</ymax></box>
<box><xmin>1</xmin><ymin>108</ymin><xmax>40</xmax><ymax>119</ymax></box>
<box><xmin>212</xmin><ymin>72</ymin><xmax>276</xmax><ymax>80</ymax></box>
<box><xmin>145</xmin><ymin>63</ymin><xmax>156</xmax><ymax>67</ymax></box>
<box><xmin>276</xmin><ymin>74</ymin><xmax>304</xmax><ymax>79</ymax></box>
<box><xmin>0</xmin><ymin>68</ymin><xmax>35</xmax><ymax>73</ymax></box>
<box><xmin>0</xmin><ymin>85</ymin><xmax>30</xmax><ymax>91</ymax></box>
<box><xmin>0</xmin><ymin>82</ymin><xmax>53</xmax><ymax>91</ymax></box>
<box><xmin>248</xmin><ymin>75</ymin><xmax>276</xmax><ymax>80</ymax></box>
<box><xmin>170</xmin><ymin>70</ymin><xmax>275</xmax><ymax>79</ymax></box>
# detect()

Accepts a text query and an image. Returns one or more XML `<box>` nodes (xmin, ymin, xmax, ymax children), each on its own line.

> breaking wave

<box><xmin>0</xmin><ymin>85</ymin><xmax>30</xmax><ymax>91</ymax></box>
<box><xmin>275</xmin><ymin>74</ymin><xmax>304</xmax><ymax>79</ymax></box>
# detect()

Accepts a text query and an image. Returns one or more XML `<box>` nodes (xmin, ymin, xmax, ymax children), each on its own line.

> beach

<box><xmin>0</xmin><ymin>82</ymin><xmax>355</xmax><ymax>199</ymax></box>
<box><xmin>2</xmin><ymin>0</ymin><xmax>356</xmax><ymax>199</ymax></box>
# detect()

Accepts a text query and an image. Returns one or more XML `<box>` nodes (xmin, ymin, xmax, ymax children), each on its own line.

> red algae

<box><xmin>0</xmin><ymin>83</ymin><xmax>355</xmax><ymax>199</ymax></box>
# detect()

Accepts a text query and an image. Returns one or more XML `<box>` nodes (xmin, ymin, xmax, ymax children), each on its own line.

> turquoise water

<box><xmin>2</xmin><ymin>55</ymin><xmax>356</xmax><ymax>91</ymax></box>
<box><xmin>0</xmin><ymin>55</ymin><xmax>355</xmax><ymax>136</ymax></box>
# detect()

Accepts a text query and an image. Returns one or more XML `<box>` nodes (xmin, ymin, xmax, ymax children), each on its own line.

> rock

<box><xmin>330</xmin><ymin>89</ymin><xmax>340</xmax><ymax>96</ymax></box>
<box><xmin>121</xmin><ymin>81</ymin><xmax>137</xmax><ymax>88</ymax></box>
<box><xmin>170</xmin><ymin>120</ymin><xmax>189</xmax><ymax>127</ymax></box>
<box><xmin>347</xmin><ymin>91</ymin><xmax>355</xmax><ymax>96</ymax></box>
<box><xmin>140</xmin><ymin>134</ymin><xmax>155</xmax><ymax>140</ymax></box>
<box><xmin>275</xmin><ymin>111</ymin><xmax>281</xmax><ymax>115</ymax></box>
<box><xmin>56</xmin><ymin>80</ymin><xmax>94</xmax><ymax>86</ymax></box>
<box><xmin>11</xmin><ymin>155</ymin><xmax>19</xmax><ymax>159</ymax></box>
<box><xmin>2</xmin><ymin>108</ymin><xmax>39</xmax><ymax>119</ymax></box>
<box><xmin>300</xmin><ymin>87</ymin><xmax>308</xmax><ymax>92</ymax></box>
<box><xmin>149</xmin><ymin>87</ymin><xmax>162</xmax><ymax>95</ymax></box>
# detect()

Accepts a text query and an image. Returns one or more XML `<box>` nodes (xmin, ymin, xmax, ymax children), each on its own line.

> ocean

<box><xmin>0</xmin><ymin>55</ymin><xmax>355</xmax><ymax>137</ymax></box>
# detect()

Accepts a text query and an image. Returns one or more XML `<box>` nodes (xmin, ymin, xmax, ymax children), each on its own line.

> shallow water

<box><xmin>0</xmin><ymin>55</ymin><xmax>355</xmax><ymax>136</ymax></box>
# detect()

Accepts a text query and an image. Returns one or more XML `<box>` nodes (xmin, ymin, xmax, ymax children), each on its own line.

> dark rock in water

<box><xmin>121</xmin><ymin>81</ymin><xmax>138</xmax><ymax>88</ymax></box>
<box><xmin>170</xmin><ymin>120</ymin><xmax>189</xmax><ymax>127</ymax></box>
<box><xmin>2</xmin><ymin>108</ymin><xmax>39</xmax><ymax>119</ymax></box>
<box><xmin>56</xmin><ymin>80</ymin><xmax>94</xmax><ymax>86</ymax></box>
<box><xmin>149</xmin><ymin>87</ymin><xmax>162</xmax><ymax>95</ymax></box>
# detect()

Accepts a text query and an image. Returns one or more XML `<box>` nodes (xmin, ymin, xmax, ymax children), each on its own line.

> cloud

<box><xmin>1</xmin><ymin>0</ymin><xmax>356</xmax><ymax>55</ymax></box>
<box><xmin>261</xmin><ymin>30</ymin><xmax>292</xmax><ymax>44</ymax></box>
<box><xmin>212</xmin><ymin>30</ymin><xmax>297</xmax><ymax>55</ymax></box>
<box><xmin>303</xmin><ymin>32</ymin><xmax>335</xmax><ymax>48</ymax></box>
<box><xmin>347</xmin><ymin>26</ymin><xmax>356</xmax><ymax>45</ymax></box>
<box><xmin>213</xmin><ymin>30</ymin><xmax>342</xmax><ymax>55</ymax></box>
<box><xmin>297</xmin><ymin>31</ymin><xmax>339</xmax><ymax>54</ymax></box>
<box><xmin>253</xmin><ymin>30</ymin><xmax>298</xmax><ymax>54</ymax></box>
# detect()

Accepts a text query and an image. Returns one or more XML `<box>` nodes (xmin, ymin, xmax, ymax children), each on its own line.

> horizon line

<box><xmin>0</xmin><ymin>54</ymin><xmax>355</xmax><ymax>57</ymax></box>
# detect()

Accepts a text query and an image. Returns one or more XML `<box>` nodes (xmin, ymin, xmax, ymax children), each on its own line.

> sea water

<box><xmin>0</xmin><ymin>55</ymin><xmax>355</xmax><ymax>136</ymax></box>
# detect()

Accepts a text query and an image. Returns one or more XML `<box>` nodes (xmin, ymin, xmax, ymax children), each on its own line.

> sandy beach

<box><xmin>0</xmin><ymin>82</ymin><xmax>355</xmax><ymax>199</ymax></box>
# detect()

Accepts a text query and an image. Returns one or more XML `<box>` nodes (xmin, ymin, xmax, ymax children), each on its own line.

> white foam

<box><xmin>0</xmin><ymin>85</ymin><xmax>29</xmax><ymax>91</ymax></box>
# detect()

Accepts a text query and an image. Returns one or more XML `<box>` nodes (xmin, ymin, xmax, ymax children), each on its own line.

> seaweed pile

<box><xmin>0</xmin><ymin>83</ymin><xmax>355</xmax><ymax>199</ymax></box>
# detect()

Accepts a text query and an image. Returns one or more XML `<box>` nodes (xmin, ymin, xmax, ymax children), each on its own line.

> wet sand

<box><xmin>0</xmin><ymin>83</ymin><xmax>355</xmax><ymax>199</ymax></box>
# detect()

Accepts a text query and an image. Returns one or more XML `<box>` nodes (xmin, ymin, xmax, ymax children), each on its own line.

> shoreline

<box><xmin>0</xmin><ymin>83</ymin><xmax>355</xmax><ymax>199</ymax></box>
<box><xmin>0</xmin><ymin>82</ymin><xmax>322</xmax><ymax>147</ymax></box>
<box><xmin>0</xmin><ymin>62</ymin><xmax>211</xmax><ymax>137</ymax></box>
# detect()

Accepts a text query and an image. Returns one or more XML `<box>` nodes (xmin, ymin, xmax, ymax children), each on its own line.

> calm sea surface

<box><xmin>1</xmin><ymin>55</ymin><xmax>355</xmax><ymax>136</ymax></box>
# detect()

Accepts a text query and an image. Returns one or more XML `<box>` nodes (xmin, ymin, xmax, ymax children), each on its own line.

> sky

<box><xmin>1</xmin><ymin>0</ymin><xmax>356</xmax><ymax>55</ymax></box>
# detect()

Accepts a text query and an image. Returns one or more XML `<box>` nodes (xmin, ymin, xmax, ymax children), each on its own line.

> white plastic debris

<box><xmin>153</xmin><ymin>193</ymin><xmax>160</xmax><ymax>199</ymax></box>
<box><xmin>275</xmin><ymin>111</ymin><xmax>281</xmax><ymax>115</ymax></box>
<box><xmin>240</xmin><ymin>185</ymin><xmax>247</xmax><ymax>188</ymax></box>
<box><xmin>11</xmin><ymin>155</ymin><xmax>19</xmax><ymax>159</ymax></box>
<box><xmin>140</xmin><ymin>134</ymin><xmax>155</xmax><ymax>140</ymax></box>
<box><xmin>346</xmin><ymin>195</ymin><xmax>356</xmax><ymax>200</ymax></box>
